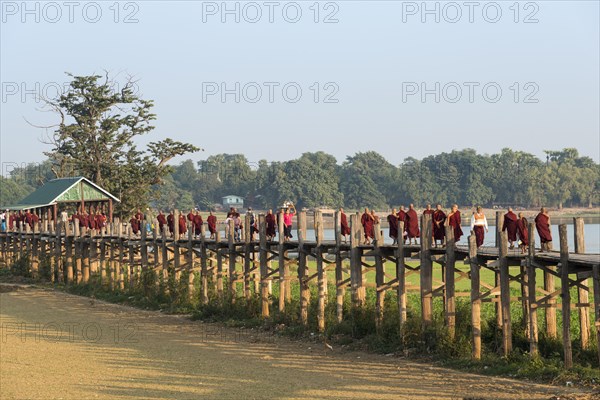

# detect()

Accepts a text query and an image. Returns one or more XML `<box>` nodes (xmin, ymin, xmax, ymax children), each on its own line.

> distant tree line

<box><xmin>2</xmin><ymin>148</ymin><xmax>598</xmax><ymax>212</ymax></box>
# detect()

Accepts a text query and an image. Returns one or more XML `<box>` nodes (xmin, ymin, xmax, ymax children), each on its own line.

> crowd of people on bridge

<box><xmin>345</xmin><ymin>205</ymin><xmax>554</xmax><ymax>253</ymax></box>
<box><xmin>1</xmin><ymin>203</ymin><xmax>556</xmax><ymax>253</ymax></box>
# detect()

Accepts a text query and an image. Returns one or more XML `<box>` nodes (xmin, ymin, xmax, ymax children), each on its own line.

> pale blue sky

<box><xmin>1</xmin><ymin>0</ymin><xmax>599</xmax><ymax>173</ymax></box>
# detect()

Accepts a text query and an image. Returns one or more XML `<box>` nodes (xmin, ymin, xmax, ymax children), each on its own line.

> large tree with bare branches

<box><xmin>40</xmin><ymin>72</ymin><xmax>200</xmax><ymax>213</ymax></box>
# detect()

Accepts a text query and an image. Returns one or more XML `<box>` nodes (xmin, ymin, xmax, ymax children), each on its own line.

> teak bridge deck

<box><xmin>1</xmin><ymin>211</ymin><xmax>598</xmax><ymax>367</ymax></box>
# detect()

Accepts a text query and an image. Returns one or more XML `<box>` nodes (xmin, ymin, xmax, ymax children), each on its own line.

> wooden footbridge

<box><xmin>1</xmin><ymin>211</ymin><xmax>598</xmax><ymax>367</ymax></box>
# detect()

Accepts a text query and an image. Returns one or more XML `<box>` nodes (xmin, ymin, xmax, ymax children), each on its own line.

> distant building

<box><xmin>222</xmin><ymin>195</ymin><xmax>244</xmax><ymax>209</ymax></box>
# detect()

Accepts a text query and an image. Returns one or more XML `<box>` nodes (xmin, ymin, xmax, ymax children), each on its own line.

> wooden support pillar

<box><xmin>228</xmin><ymin>219</ymin><xmax>236</xmax><ymax>301</ymax></box>
<box><xmin>559</xmin><ymin>224</ymin><xmax>573</xmax><ymax>369</ymax></box>
<box><xmin>259</xmin><ymin>214</ymin><xmax>269</xmax><ymax>317</ymax></box>
<box><xmin>544</xmin><ymin>265</ymin><xmax>557</xmax><ymax>338</ymax></box>
<box><xmin>74</xmin><ymin>222</ymin><xmax>83</xmax><ymax>284</ymax></box>
<box><xmin>444</xmin><ymin>225</ymin><xmax>456</xmax><ymax>339</ymax></box>
<box><xmin>350</xmin><ymin>213</ymin><xmax>364</xmax><ymax>306</ymax></box>
<box><xmin>65</xmin><ymin>223</ymin><xmax>73</xmax><ymax>284</ymax></box>
<box><xmin>397</xmin><ymin>221</ymin><xmax>407</xmax><ymax>330</ymax></box>
<box><xmin>216</xmin><ymin>231</ymin><xmax>223</xmax><ymax>301</ymax></box>
<box><xmin>334</xmin><ymin>211</ymin><xmax>344</xmax><ymax>323</ymax></box>
<box><xmin>161</xmin><ymin>226</ymin><xmax>169</xmax><ymax>295</ymax></box>
<box><xmin>574</xmin><ymin>217</ymin><xmax>590</xmax><ymax>350</ymax></box>
<box><xmin>297</xmin><ymin>211</ymin><xmax>309</xmax><ymax>325</ymax></box>
<box><xmin>316</xmin><ymin>211</ymin><xmax>326</xmax><ymax>332</ymax></box>
<box><xmin>592</xmin><ymin>264</ymin><xmax>600</xmax><ymax>365</ymax></box>
<box><xmin>243</xmin><ymin>215</ymin><xmax>252</xmax><ymax>300</ymax></box>
<box><xmin>200</xmin><ymin>223</ymin><xmax>208</xmax><ymax>304</ymax></box>
<box><xmin>499</xmin><ymin>230</ymin><xmax>512</xmax><ymax>356</ymax></box>
<box><xmin>374</xmin><ymin>217</ymin><xmax>384</xmax><ymax>330</ymax></box>
<box><xmin>187</xmin><ymin>223</ymin><xmax>194</xmax><ymax>300</ymax></box>
<box><xmin>277</xmin><ymin>211</ymin><xmax>286</xmax><ymax>312</ymax></box>
<box><xmin>118</xmin><ymin>222</ymin><xmax>125</xmax><ymax>290</ymax></box>
<box><xmin>420</xmin><ymin>213</ymin><xmax>433</xmax><ymax>327</ymax></box>
<box><xmin>495</xmin><ymin>211</ymin><xmax>503</xmax><ymax>247</ymax></box>
<box><xmin>469</xmin><ymin>234</ymin><xmax>481</xmax><ymax>360</ymax></box>
<box><xmin>527</xmin><ymin>222</ymin><xmax>539</xmax><ymax>357</ymax></box>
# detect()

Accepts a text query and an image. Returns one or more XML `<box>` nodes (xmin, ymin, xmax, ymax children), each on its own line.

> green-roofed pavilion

<box><xmin>2</xmin><ymin>177</ymin><xmax>120</xmax><ymax>221</ymax></box>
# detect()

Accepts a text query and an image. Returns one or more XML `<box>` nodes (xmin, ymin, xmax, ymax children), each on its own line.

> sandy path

<box><xmin>0</xmin><ymin>285</ymin><xmax>595</xmax><ymax>400</ymax></box>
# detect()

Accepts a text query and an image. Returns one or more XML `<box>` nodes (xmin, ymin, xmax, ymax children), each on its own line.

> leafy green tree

<box><xmin>40</xmin><ymin>73</ymin><xmax>199</xmax><ymax>214</ymax></box>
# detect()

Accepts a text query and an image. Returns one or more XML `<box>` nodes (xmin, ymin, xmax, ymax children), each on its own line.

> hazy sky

<box><xmin>1</xmin><ymin>0</ymin><xmax>599</xmax><ymax>175</ymax></box>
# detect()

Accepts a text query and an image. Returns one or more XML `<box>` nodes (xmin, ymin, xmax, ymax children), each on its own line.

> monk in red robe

<box><xmin>193</xmin><ymin>212</ymin><xmax>203</xmax><ymax>237</ymax></box>
<box><xmin>8</xmin><ymin>211</ymin><xmax>15</xmax><ymax>231</ymax></box>
<box><xmin>405</xmin><ymin>204</ymin><xmax>420</xmax><ymax>245</ymax></box>
<box><xmin>178</xmin><ymin>213</ymin><xmax>188</xmax><ymax>235</ymax></box>
<box><xmin>397</xmin><ymin>206</ymin><xmax>407</xmax><ymax>243</ymax></box>
<box><xmin>340</xmin><ymin>208</ymin><xmax>351</xmax><ymax>242</ymax></box>
<box><xmin>157</xmin><ymin>211</ymin><xmax>167</xmax><ymax>233</ymax></box>
<box><xmin>446</xmin><ymin>204</ymin><xmax>463</xmax><ymax>242</ymax></box>
<box><xmin>130</xmin><ymin>215</ymin><xmax>140</xmax><ymax>235</ymax></box>
<box><xmin>517</xmin><ymin>212</ymin><xmax>529</xmax><ymax>254</ymax></box>
<box><xmin>24</xmin><ymin>210</ymin><xmax>34</xmax><ymax>230</ymax></box>
<box><xmin>187</xmin><ymin>209</ymin><xmax>195</xmax><ymax>223</ymax></box>
<box><xmin>31</xmin><ymin>212</ymin><xmax>40</xmax><ymax>231</ymax></box>
<box><xmin>207</xmin><ymin>211</ymin><xmax>217</xmax><ymax>239</ymax></box>
<box><xmin>265</xmin><ymin>209</ymin><xmax>277</xmax><ymax>240</ymax></box>
<box><xmin>432</xmin><ymin>204</ymin><xmax>446</xmax><ymax>247</ymax></box>
<box><xmin>167</xmin><ymin>212</ymin><xmax>174</xmax><ymax>236</ymax></box>
<box><xmin>361</xmin><ymin>208</ymin><xmax>374</xmax><ymax>245</ymax></box>
<box><xmin>502</xmin><ymin>207</ymin><xmax>518</xmax><ymax>249</ymax></box>
<box><xmin>387</xmin><ymin>208</ymin><xmax>399</xmax><ymax>244</ymax></box>
<box><xmin>535</xmin><ymin>207</ymin><xmax>552</xmax><ymax>251</ymax></box>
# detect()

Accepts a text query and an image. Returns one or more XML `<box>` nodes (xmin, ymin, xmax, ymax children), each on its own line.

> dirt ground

<box><xmin>0</xmin><ymin>285</ymin><xmax>598</xmax><ymax>400</ymax></box>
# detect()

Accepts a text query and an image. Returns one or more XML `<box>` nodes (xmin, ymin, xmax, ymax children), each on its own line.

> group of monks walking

<box><xmin>347</xmin><ymin>204</ymin><xmax>554</xmax><ymax>253</ymax></box>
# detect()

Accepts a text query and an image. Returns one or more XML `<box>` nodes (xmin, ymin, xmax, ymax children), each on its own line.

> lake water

<box><xmin>300</xmin><ymin>223</ymin><xmax>600</xmax><ymax>253</ymax></box>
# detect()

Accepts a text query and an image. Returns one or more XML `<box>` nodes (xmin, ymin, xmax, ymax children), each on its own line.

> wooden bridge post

<box><xmin>559</xmin><ymin>224</ymin><xmax>573</xmax><ymax>369</ymax></box>
<box><xmin>65</xmin><ymin>222</ymin><xmax>73</xmax><ymax>284</ymax></box>
<box><xmin>54</xmin><ymin>222</ymin><xmax>62</xmax><ymax>283</ymax></box>
<box><xmin>187</xmin><ymin>223</ymin><xmax>194</xmax><ymax>301</ymax></box>
<box><xmin>499</xmin><ymin>229</ymin><xmax>512</xmax><ymax>356</ymax></box>
<box><xmin>592</xmin><ymin>263</ymin><xmax>600</xmax><ymax>365</ymax></box>
<box><xmin>99</xmin><ymin>228</ymin><xmax>107</xmax><ymax>286</ymax></box>
<box><xmin>200</xmin><ymin>222</ymin><xmax>208</xmax><ymax>304</ymax></box>
<box><xmin>397</xmin><ymin>221</ymin><xmax>407</xmax><ymax>330</ymax></box>
<box><xmin>31</xmin><ymin>228</ymin><xmax>39</xmax><ymax>277</ymax></box>
<box><xmin>228</xmin><ymin>219</ymin><xmax>236</xmax><ymax>301</ymax></box>
<box><xmin>495</xmin><ymin>211</ymin><xmax>503</xmax><ymax>247</ymax></box>
<box><xmin>128</xmin><ymin>227</ymin><xmax>136</xmax><ymax>288</ymax></box>
<box><xmin>277</xmin><ymin>211</ymin><xmax>286</xmax><ymax>312</ymax></box>
<box><xmin>90</xmin><ymin>229</ymin><xmax>99</xmax><ymax>279</ymax></box>
<box><xmin>420</xmin><ymin>214</ymin><xmax>433</xmax><ymax>327</ymax></box>
<box><xmin>108</xmin><ymin>222</ymin><xmax>115</xmax><ymax>290</ymax></box>
<box><xmin>544</xmin><ymin>265</ymin><xmax>557</xmax><ymax>339</ymax></box>
<box><xmin>244</xmin><ymin>215</ymin><xmax>252</xmax><ymax>300</ymax></box>
<box><xmin>216</xmin><ymin>231</ymin><xmax>223</xmax><ymax>301</ymax></box>
<box><xmin>117</xmin><ymin>221</ymin><xmax>125</xmax><ymax>290</ymax></box>
<box><xmin>574</xmin><ymin>218</ymin><xmax>590</xmax><ymax>350</ymax></box>
<box><xmin>161</xmin><ymin>226</ymin><xmax>169</xmax><ymax>295</ymax></box>
<box><xmin>297</xmin><ymin>211</ymin><xmax>309</xmax><ymax>325</ymax></box>
<box><xmin>350</xmin><ymin>213</ymin><xmax>364</xmax><ymax>306</ymax></box>
<box><xmin>374</xmin><ymin>216</ymin><xmax>384</xmax><ymax>330</ymax></box>
<box><xmin>334</xmin><ymin>211</ymin><xmax>344</xmax><ymax>323</ymax></box>
<box><xmin>527</xmin><ymin>222</ymin><xmax>539</xmax><ymax>356</ymax></box>
<box><xmin>258</xmin><ymin>214</ymin><xmax>270</xmax><ymax>317</ymax></box>
<box><xmin>74</xmin><ymin>221</ymin><xmax>82</xmax><ymax>284</ymax></box>
<box><xmin>316</xmin><ymin>210</ymin><xmax>326</xmax><ymax>332</ymax></box>
<box><xmin>444</xmin><ymin>225</ymin><xmax>456</xmax><ymax>339</ymax></box>
<box><xmin>469</xmin><ymin>234</ymin><xmax>481</xmax><ymax>360</ymax></box>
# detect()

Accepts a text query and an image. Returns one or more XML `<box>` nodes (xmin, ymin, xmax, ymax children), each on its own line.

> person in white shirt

<box><xmin>470</xmin><ymin>206</ymin><xmax>488</xmax><ymax>248</ymax></box>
